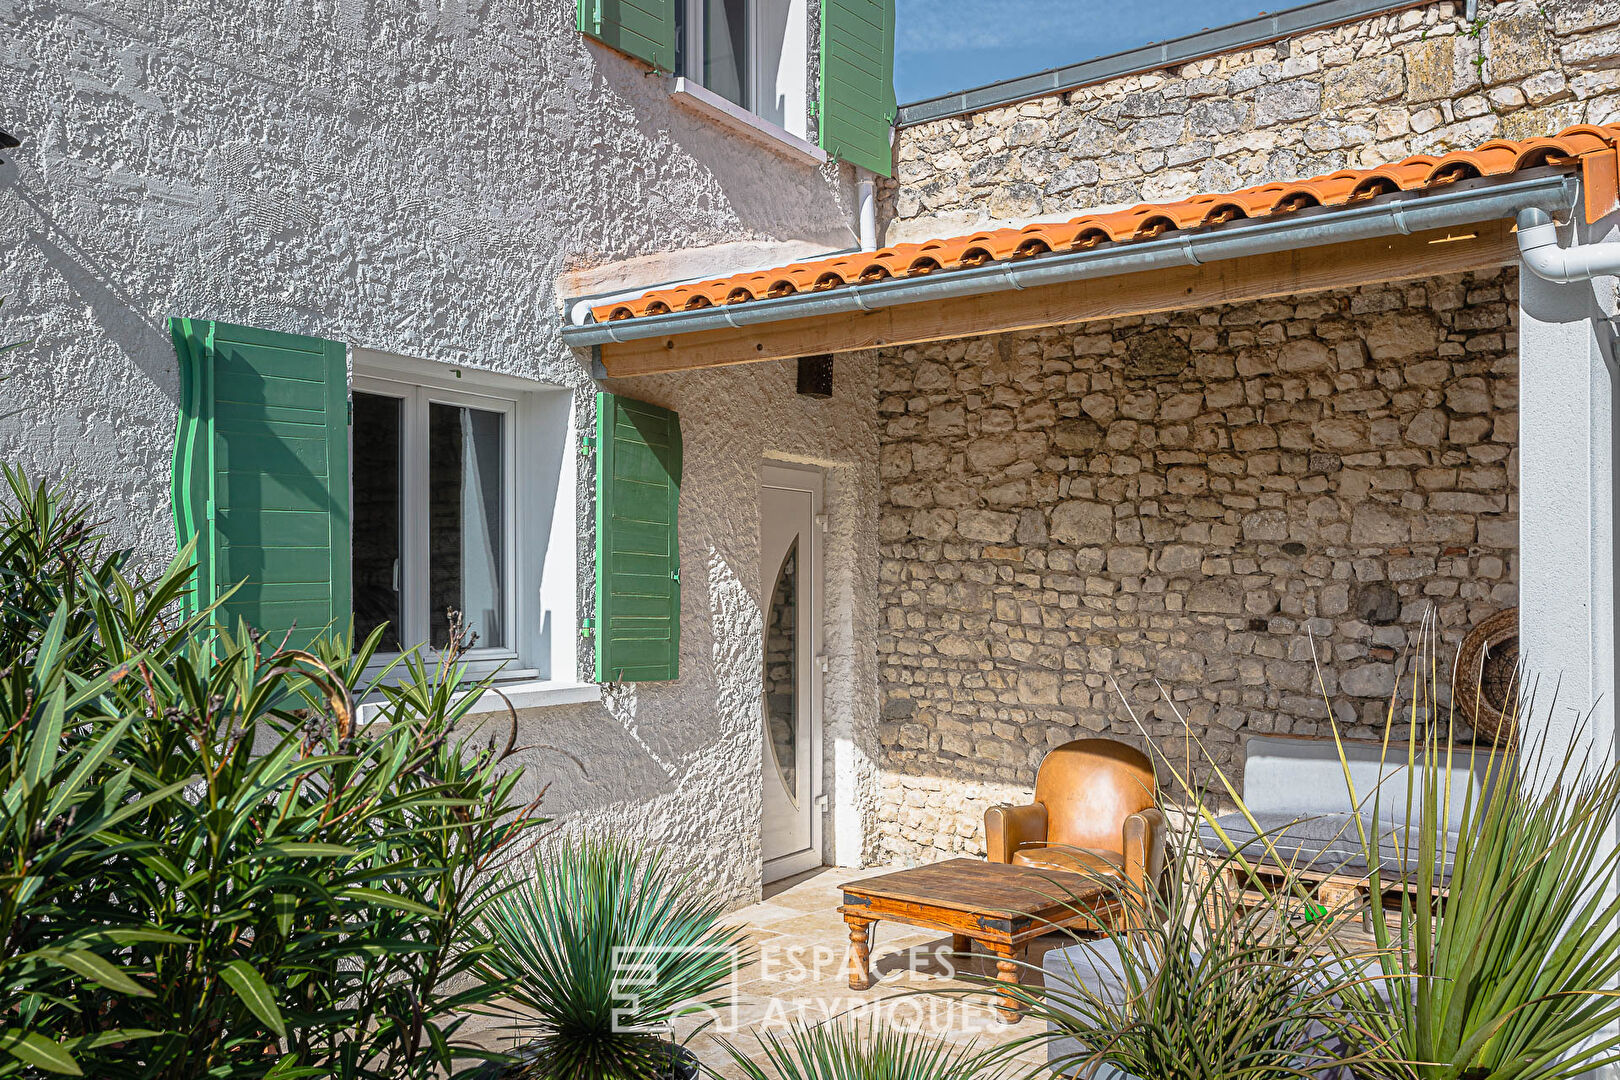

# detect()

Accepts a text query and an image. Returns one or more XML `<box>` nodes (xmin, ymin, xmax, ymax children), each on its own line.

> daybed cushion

<box><xmin>1041</xmin><ymin>939</ymin><xmax>1144</xmax><ymax>1080</ymax></box>
<box><xmin>1197</xmin><ymin>811</ymin><xmax>1457</xmax><ymax>880</ymax></box>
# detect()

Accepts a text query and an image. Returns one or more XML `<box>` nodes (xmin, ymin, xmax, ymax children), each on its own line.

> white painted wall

<box><xmin>1517</xmin><ymin>223</ymin><xmax>1620</xmax><ymax>784</ymax></box>
<box><xmin>1517</xmin><ymin>220</ymin><xmax>1620</xmax><ymax>1080</ymax></box>
<box><xmin>0</xmin><ymin>0</ymin><xmax>881</xmax><ymax>906</ymax></box>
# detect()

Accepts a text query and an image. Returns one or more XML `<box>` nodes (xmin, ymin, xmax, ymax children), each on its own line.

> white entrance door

<box><xmin>760</xmin><ymin>464</ymin><xmax>824</xmax><ymax>883</ymax></box>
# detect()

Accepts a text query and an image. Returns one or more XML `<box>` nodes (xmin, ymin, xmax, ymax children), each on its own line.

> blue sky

<box><xmin>895</xmin><ymin>0</ymin><xmax>1276</xmax><ymax>103</ymax></box>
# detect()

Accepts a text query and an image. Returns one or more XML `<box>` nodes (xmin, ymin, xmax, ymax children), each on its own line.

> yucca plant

<box><xmin>1125</xmin><ymin>617</ymin><xmax>1620</xmax><ymax>1080</ymax></box>
<box><xmin>989</xmin><ymin>830</ymin><xmax>1380</xmax><ymax>1080</ymax></box>
<box><xmin>715</xmin><ymin>1016</ymin><xmax>1002</xmax><ymax>1080</ymax></box>
<box><xmin>1331</xmin><ymin>639</ymin><xmax>1620</xmax><ymax>1080</ymax></box>
<box><xmin>476</xmin><ymin>837</ymin><xmax>750</xmax><ymax>1080</ymax></box>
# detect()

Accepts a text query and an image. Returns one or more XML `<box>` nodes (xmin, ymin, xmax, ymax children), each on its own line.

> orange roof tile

<box><xmin>590</xmin><ymin>124</ymin><xmax>1620</xmax><ymax>325</ymax></box>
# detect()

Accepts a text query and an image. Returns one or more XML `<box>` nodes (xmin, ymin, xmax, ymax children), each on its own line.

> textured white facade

<box><xmin>0</xmin><ymin>0</ymin><xmax>882</xmax><ymax>905</ymax></box>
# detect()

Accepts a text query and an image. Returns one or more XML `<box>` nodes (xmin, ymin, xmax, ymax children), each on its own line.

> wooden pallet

<box><xmin>1220</xmin><ymin>860</ymin><xmax>1446</xmax><ymax>950</ymax></box>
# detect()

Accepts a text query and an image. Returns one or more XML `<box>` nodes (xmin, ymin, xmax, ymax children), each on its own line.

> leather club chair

<box><xmin>984</xmin><ymin>738</ymin><xmax>1166</xmax><ymax>900</ymax></box>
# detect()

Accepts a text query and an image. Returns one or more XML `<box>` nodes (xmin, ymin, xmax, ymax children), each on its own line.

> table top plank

<box><xmin>840</xmin><ymin>858</ymin><xmax>1113</xmax><ymax>919</ymax></box>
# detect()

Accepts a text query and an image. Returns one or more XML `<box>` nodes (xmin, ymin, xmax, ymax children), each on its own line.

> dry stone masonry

<box><xmin>873</xmin><ymin>271</ymin><xmax>1519</xmax><ymax>866</ymax></box>
<box><xmin>885</xmin><ymin>0</ymin><xmax>1620</xmax><ymax>241</ymax></box>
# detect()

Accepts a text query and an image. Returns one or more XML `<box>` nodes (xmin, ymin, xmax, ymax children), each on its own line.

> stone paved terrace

<box><xmin>462</xmin><ymin>866</ymin><xmax>1064</xmax><ymax>1076</ymax></box>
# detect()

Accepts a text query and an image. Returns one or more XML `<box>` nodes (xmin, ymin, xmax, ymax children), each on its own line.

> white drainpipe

<box><xmin>856</xmin><ymin>173</ymin><xmax>878</xmax><ymax>251</ymax></box>
<box><xmin>1517</xmin><ymin>207</ymin><xmax>1620</xmax><ymax>282</ymax></box>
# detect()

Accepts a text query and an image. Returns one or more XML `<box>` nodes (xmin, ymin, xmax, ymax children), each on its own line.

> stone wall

<box><xmin>874</xmin><ymin>270</ymin><xmax>1519</xmax><ymax>865</ymax></box>
<box><xmin>885</xmin><ymin>0</ymin><xmax>1620</xmax><ymax>243</ymax></box>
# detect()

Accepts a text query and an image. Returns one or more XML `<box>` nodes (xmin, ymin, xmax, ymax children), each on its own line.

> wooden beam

<box><xmin>597</xmin><ymin>220</ymin><xmax>1518</xmax><ymax>378</ymax></box>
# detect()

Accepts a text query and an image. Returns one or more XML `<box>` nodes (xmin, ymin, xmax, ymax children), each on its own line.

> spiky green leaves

<box><xmin>476</xmin><ymin>837</ymin><xmax>751</xmax><ymax>1080</ymax></box>
<box><xmin>720</xmin><ymin>1017</ymin><xmax>1003</xmax><ymax>1080</ymax></box>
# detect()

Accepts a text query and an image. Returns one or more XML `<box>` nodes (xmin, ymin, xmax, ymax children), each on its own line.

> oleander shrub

<box><xmin>0</xmin><ymin>466</ymin><xmax>545</xmax><ymax>1078</ymax></box>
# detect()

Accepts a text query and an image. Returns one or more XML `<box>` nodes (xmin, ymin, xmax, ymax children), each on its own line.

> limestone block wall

<box><xmin>886</xmin><ymin>0</ymin><xmax>1620</xmax><ymax>242</ymax></box>
<box><xmin>874</xmin><ymin>270</ymin><xmax>1519</xmax><ymax>866</ymax></box>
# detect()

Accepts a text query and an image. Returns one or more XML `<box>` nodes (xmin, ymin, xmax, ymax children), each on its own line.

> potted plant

<box><xmin>715</xmin><ymin>1016</ymin><xmax>1002</xmax><ymax>1080</ymax></box>
<box><xmin>475</xmin><ymin>837</ymin><xmax>749</xmax><ymax>1080</ymax></box>
<box><xmin>989</xmin><ymin>832</ymin><xmax>1378</xmax><ymax>1080</ymax></box>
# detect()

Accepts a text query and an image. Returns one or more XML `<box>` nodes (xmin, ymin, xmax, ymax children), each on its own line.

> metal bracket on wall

<box><xmin>589</xmin><ymin>344</ymin><xmax>609</xmax><ymax>381</ymax></box>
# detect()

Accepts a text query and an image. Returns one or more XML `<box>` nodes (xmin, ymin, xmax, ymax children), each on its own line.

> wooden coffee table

<box><xmin>838</xmin><ymin>858</ymin><xmax>1121</xmax><ymax>1023</ymax></box>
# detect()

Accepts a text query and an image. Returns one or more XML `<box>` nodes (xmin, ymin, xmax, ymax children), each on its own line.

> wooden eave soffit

<box><xmin>594</xmin><ymin>220</ymin><xmax>1518</xmax><ymax>378</ymax></box>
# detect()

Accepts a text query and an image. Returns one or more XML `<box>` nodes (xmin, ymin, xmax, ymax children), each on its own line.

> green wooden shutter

<box><xmin>577</xmin><ymin>0</ymin><xmax>676</xmax><ymax>71</ymax></box>
<box><xmin>171</xmin><ymin>318</ymin><xmax>350</xmax><ymax>649</ymax></box>
<box><xmin>818</xmin><ymin>0</ymin><xmax>896</xmax><ymax>177</ymax></box>
<box><xmin>594</xmin><ymin>392</ymin><xmax>681</xmax><ymax>682</ymax></box>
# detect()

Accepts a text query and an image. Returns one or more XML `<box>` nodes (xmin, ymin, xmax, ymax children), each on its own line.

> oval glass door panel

<box><xmin>765</xmin><ymin>538</ymin><xmax>799</xmax><ymax>802</ymax></box>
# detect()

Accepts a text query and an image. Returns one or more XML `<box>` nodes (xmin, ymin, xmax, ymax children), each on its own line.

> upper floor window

<box><xmin>574</xmin><ymin>0</ymin><xmax>895</xmax><ymax>176</ymax></box>
<box><xmin>678</xmin><ymin>0</ymin><xmax>809</xmax><ymax>139</ymax></box>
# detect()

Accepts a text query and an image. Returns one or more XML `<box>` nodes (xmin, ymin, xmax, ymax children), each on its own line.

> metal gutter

<box><xmin>896</xmin><ymin>0</ymin><xmax>1429</xmax><ymax>127</ymax></box>
<box><xmin>561</xmin><ymin>169</ymin><xmax>1577</xmax><ymax>350</ymax></box>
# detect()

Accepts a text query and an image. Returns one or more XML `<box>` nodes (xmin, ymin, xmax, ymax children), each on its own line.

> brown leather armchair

<box><xmin>985</xmin><ymin>738</ymin><xmax>1166</xmax><ymax>900</ymax></box>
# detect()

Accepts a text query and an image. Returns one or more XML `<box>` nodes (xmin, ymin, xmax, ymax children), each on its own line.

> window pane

<box><xmin>352</xmin><ymin>393</ymin><xmax>403</xmax><ymax>652</ymax></box>
<box><xmin>429</xmin><ymin>403</ymin><xmax>505</xmax><ymax>651</ymax></box>
<box><xmin>704</xmin><ymin>0</ymin><xmax>748</xmax><ymax>107</ymax></box>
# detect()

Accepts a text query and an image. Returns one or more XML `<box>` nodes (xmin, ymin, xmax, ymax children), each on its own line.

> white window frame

<box><xmin>679</xmin><ymin>0</ymin><xmax>810</xmax><ymax>141</ymax></box>
<box><xmin>350</xmin><ymin>353</ymin><xmax>582</xmax><ymax>692</ymax></box>
<box><xmin>353</xmin><ymin>374</ymin><xmax>518</xmax><ymax>671</ymax></box>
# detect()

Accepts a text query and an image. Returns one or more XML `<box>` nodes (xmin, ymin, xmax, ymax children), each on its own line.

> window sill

<box><xmin>357</xmin><ymin>680</ymin><xmax>601</xmax><ymax>723</ymax></box>
<box><xmin>462</xmin><ymin>680</ymin><xmax>603</xmax><ymax>714</ymax></box>
<box><xmin>669</xmin><ymin>78</ymin><xmax>829</xmax><ymax>166</ymax></box>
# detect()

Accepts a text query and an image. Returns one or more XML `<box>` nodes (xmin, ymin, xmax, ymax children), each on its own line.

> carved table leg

<box><xmin>986</xmin><ymin>941</ymin><xmax>1024</xmax><ymax>1024</ymax></box>
<box><xmin>845</xmin><ymin>915</ymin><xmax>875</xmax><ymax>990</ymax></box>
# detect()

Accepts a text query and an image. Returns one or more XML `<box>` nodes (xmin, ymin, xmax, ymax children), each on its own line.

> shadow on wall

<box><xmin>504</xmin><ymin>700</ymin><xmax>687</xmax><ymax>817</ymax></box>
<box><xmin>579</xmin><ymin>38</ymin><xmax>855</xmax><ymax>252</ymax></box>
<box><xmin>514</xmin><ymin>539</ymin><xmax>763</xmax><ymax>818</ymax></box>
<box><xmin>9</xmin><ymin>192</ymin><xmax>179</xmax><ymax>404</ymax></box>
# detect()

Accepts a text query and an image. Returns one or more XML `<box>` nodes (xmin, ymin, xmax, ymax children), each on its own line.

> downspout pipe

<box><xmin>563</xmin><ymin>170</ymin><xmax>1577</xmax><ymax>349</ymax></box>
<box><xmin>856</xmin><ymin>174</ymin><xmax>878</xmax><ymax>251</ymax></box>
<box><xmin>1517</xmin><ymin>206</ymin><xmax>1620</xmax><ymax>283</ymax></box>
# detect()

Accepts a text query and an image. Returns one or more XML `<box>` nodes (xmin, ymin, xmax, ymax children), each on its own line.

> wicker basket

<box><xmin>1451</xmin><ymin>606</ymin><xmax>1519</xmax><ymax>748</ymax></box>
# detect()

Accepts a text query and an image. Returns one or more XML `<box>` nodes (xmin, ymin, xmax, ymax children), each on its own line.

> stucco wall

<box><xmin>884</xmin><ymin>0</ymin><xmax>1620</xmax><ymax>243</ymax></box>
<box><xmin>0</xmin><ymin>0</ymin><xmax>879</xmax><ymax>906</ymax></box>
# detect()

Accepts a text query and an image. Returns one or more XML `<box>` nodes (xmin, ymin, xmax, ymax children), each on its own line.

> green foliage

<box><xmin>476</xmin><ymin>837</ymin><xmax>749</xmax><ymax>1080</ymax></box>
<box><xmin>1337</xmin><ymin>651</ymin><xmax>1620</xmax><ymax>1080</ymax></box>
<box><xmin>1132</xmin><ymin>623</ymin><xmax>1620</xmax><ymax>1080</ymax></box>
<box><xmin>994</xmin><ymin>839</ymin><xmax>1379</xmax><ymax>1080</ymax></box>
<box><xmin>716</xmin><ymin>1018</ymin><xmax>1001</xmax><ymax>1080</ymax></box>
<box><xmin>0</xmin><ymin>467</ymin><xmax>545</xmax><ymax>1078</ymax></box>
